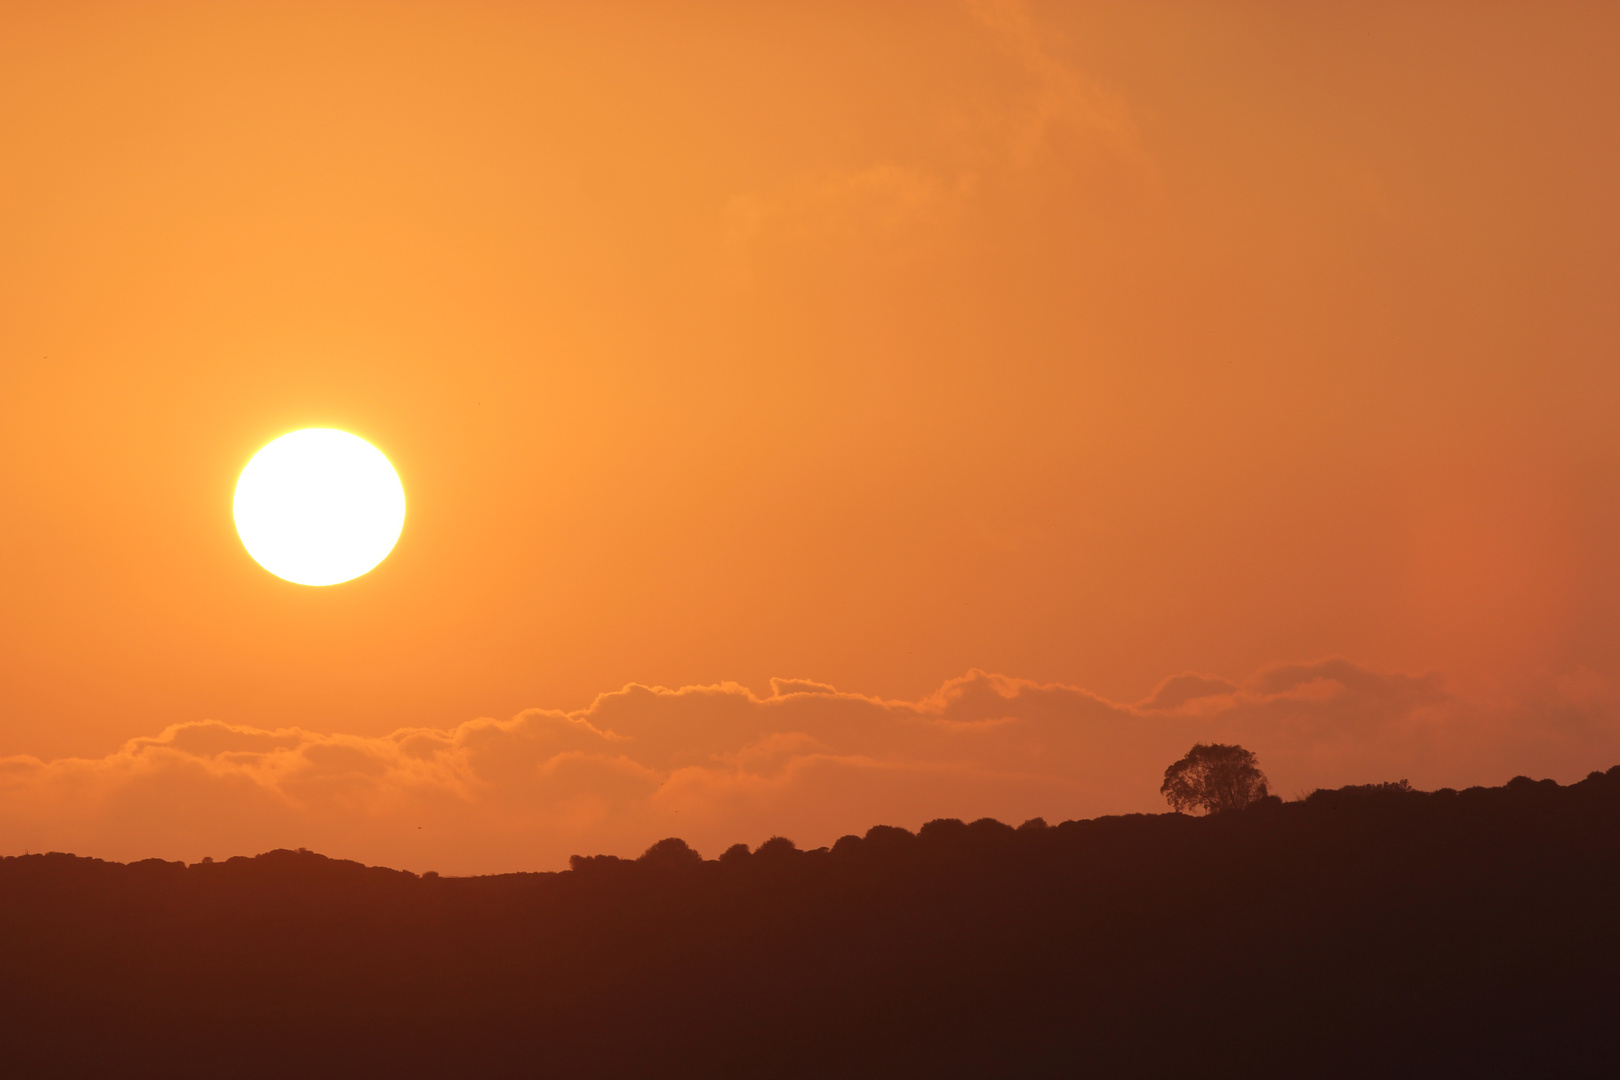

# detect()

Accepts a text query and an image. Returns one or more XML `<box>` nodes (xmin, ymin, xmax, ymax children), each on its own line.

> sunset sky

<box><xmin>3</xmin><ymin>2</ymin><xmax>1618</xmax><ymax>873</ymax></box>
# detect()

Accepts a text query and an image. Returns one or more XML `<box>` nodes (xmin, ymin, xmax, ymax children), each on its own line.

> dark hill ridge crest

<box><xmin>3</xmin><ymin>768</ymin><xmax>1619</xmax><ymax>1078</ymax></box>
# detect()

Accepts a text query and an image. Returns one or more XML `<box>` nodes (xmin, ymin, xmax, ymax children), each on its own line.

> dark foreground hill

<box><xmin>4</xmin><ymin>771</ymin><xmax>1620</xmax><ymax>1079</ymax></box>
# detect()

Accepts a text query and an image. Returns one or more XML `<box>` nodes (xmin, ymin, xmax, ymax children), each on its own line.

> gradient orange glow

<box><xmin>2</xmin><ymin>2</ymin><xmax>1618</xmax><ymax>871</ymax></box>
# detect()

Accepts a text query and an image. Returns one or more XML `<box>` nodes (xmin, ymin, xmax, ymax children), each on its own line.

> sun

<box><xmin>233</xmin><ymin>429</ymin><xmax>406</xmax><ymax>586</ymax></box>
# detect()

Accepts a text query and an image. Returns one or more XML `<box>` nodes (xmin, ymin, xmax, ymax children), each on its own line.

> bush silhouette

<box><xmin>638</xmin><ymin>837</ymin><xmax>703</xmax><ymax>869</ymax></box>
<box><xmin>1161</xmin><ymin>742</ymin><xmax>1269</xmax><ymax>814</ymax></box>
<box><xmin>718</xmin><ymin>842</ymin><xmax>752</xmax><ymax>864</ymax></box>
<box><xmin>753</xmin><ymin>835</ymin><xmax>799</xmax><ymax>859</ymax></box>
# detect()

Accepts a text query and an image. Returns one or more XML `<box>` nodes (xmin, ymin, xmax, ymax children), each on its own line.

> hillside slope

<box><xmin>3</xmin><ymin>770</ymin><xmax>1618</xmax><ymax>1078</ymax></box>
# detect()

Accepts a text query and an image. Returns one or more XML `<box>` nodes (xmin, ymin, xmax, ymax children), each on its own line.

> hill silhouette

<box><xmin>4</xmin><ymin>769</ymin><xmax>1619</xmax><ymax>1078</ymax></box>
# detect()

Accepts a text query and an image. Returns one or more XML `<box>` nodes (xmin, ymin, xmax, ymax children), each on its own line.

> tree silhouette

<box><xmin>638</xmin><ymin>837</ymin><xmax>703</xmax><ymax>869</ymax></box>
<box><xmin>1161</xmin><ymin>743</ymin><xmax>1269</xmax><ymax>814</ymax></box>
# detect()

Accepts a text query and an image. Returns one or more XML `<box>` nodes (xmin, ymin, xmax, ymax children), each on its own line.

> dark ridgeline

<box><xmin>4</xmin><ymin>772</ymin><xmax>1619</xmax><ymax>1078</ymax></box>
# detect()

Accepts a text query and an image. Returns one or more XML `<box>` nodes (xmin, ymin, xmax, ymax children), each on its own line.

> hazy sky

<box><xmin>3</xmin><ymin>2</ymin><xmax>1618</xmax><ymax>870</ymax></box>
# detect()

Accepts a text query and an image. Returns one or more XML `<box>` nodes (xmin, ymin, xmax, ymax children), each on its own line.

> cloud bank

<box><xmin>4</xmin><ymin>660</ymin><xmax>1617</xmax><ymax>874</ymax></box>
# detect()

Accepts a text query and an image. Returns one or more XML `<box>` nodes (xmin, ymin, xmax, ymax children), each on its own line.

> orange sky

<box><xmin>3</xmin><ymin>2</ymin><xmax>1619</xmax><ymax>871</ymax></box>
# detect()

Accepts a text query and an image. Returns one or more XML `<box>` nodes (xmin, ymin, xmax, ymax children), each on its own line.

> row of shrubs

<box><xmin>572</xmin><ymin>764</ymin><xmax>1620</xmax><ymax>873</ymax></box>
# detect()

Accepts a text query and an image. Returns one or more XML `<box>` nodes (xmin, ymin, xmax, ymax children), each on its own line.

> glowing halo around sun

<box><xmin>233</xmin><ymin>429</ymin><xmax>406</xmax><ymax>586</ymax></box>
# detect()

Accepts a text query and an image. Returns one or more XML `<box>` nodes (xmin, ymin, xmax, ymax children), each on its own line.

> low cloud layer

<box><xmin>4</xmin><ymin>660</ymin><xmax>1617</xmax><ymax>874</ymax></box>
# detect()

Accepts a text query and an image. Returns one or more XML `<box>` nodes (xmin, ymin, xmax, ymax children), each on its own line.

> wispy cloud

<box><xmin>961</xmin><ymin>0</ymin><xmax>1146</xmax><ymax>170</ymax></box>
<box><xmin>719</xmin><ymin>0</ymin><xmax>1154</xmax><ymax>289</ymax></box>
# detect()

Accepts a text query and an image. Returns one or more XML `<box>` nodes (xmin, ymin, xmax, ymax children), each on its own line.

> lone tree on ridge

<box><xmin>1161</xmin><ymin>743</ymin><xmax>1269</xmax><ymax>815</ymax></box>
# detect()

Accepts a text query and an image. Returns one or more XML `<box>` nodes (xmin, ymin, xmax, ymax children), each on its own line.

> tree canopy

<box><xmin>1161</xmin><ymin>743</ymin><xmax>1269</xmax><ymax>815</ymax></box>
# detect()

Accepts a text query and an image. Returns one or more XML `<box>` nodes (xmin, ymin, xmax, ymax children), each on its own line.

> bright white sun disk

<box><xmin>233</xmin><ymin>429</ymin><xmax>406</xmax><ymax>586</ymax></box>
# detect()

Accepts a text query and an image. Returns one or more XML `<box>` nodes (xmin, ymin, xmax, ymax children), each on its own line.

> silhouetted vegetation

<box><xmin>4</xmin><ymin>769</ymin><xmax>1620</xmax><ymax>1077</ymax></box>
<box><xmin>1161</xmin><ymin>741</ymin><xmax>1270</xmax><ymax>814</ymax></box>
